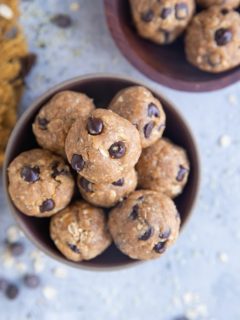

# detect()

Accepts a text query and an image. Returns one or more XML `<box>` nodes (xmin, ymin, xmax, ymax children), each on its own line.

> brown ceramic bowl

<box><xmin>3</xmin><ymin>74</ymin><xmax>200</xmax><ymax>271</ymax></box>
<box><xmin>104</xmin><ymin>0</ymin><xmax>240</xmax><ymax>92</ymax></box>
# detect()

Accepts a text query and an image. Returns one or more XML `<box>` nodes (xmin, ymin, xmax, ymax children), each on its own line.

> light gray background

<box><xmin>0</xmin><ymin>0</ymin><xmax>239</xmax><ymax>319</ymax></box>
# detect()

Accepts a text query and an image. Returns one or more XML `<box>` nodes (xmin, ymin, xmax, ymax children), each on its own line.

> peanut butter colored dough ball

<box><xmin>65</xmin><ymin>108</ymin><xmax>142</xmax><ymax>183</ymax></box>
<box><xmin>185</xmin><ymin>7</ymin><xmax>240</xmax><ymax>73</ymax></box>
<box><xmin>109</xmin><ymin>86</ymin><xmax>166</xmax><ymax>148</ymax></box>
<box><xmin>77</xmin><ymin>168</ymin><xmax>138</xmax><ymax>208</ymax></box>
<box><xmin>136</xmin><ymin>139</ymin><xmax>190</xmax><ymax>198</ymax></box>
<box><xmin>8</xmin><ymin>149</ymin><xmax>74</xmax><ymax>217</ymax></box>
<box><xmin>130</xmin><ymin>0</ymin><xmax>195</xmax><ymax>44</ymax></box>
<box><xmin>108</xmin><ymin>190</ymin><xmax>180</xmax><ymax>260</ymax></box>
<box><xmin>50</xmin><ymin>201</ymin><xmax>112</xmax><ymax>262</ymax></box>
<box><xmin>33</xmin><ymin>91</ymin><xmax>95</xmax><ymax>156</ymax></box>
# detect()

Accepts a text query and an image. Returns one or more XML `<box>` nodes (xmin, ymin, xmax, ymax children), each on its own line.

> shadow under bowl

<box><xmin>3</xmin><ymin>74</ymin><xmax>200</xmax><ymax>271</ymax></box>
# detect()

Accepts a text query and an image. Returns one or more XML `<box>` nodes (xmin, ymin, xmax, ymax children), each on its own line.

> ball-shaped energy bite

<box><xmin>77</xmin><ymin>168</ymin><xmax>138</xmax><ymax>208</ymax></box>
<box><xmin>130</xmin><ymin>0</ymin><xmax>195</xmax><ymax>44</ymax></box>
<box><xmin>65</xmin><ymin>108</ymin><xmax>142</xmax><ymax>183</ymax></box>
<box><xmin>8</xmin><ymin>149</ymin><xmax>74</xmax><ymax>217</ymax></box>
<box><xmin>32</xmin><ymin>91</ymin><xmax>95</xmax><ymax>157</ymax></box>
<box><xmin>185</xmin><ymin>7</ymin><xmax>240</xmax><ymax>73</ymax></box>
<box><xmin>50</xmin><ymin>201</ymin><xmax>112</xmax><ymax>261</ymax></box>
<box><xmin>109</xmin><ymin>86</ymin><xmax>166</xmax><ymax>148</ymax></box>
<box><xmin>196</xmin><ymin>0</ymin><xmax>239</xmax><ymax>9</ymax></box>
<box><xmin>108</xmin><ymin>190</ymin><xmax>180</xmax><ymax>260</ymax></box>
<box><xmin>136</xmin><ymin>139</ymin><xmax>189</xmax><ymax>198</ymax></box>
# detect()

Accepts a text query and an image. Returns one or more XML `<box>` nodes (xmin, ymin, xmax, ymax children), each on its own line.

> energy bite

<box><xmin>50</xmin><ymin>201</ymin><xmax>112</xmax><ymax>262</ymax></box>
<box><xmin>130</xmin><ymin>0</ymin><xmax>195</xmax><ymax>44</ymax></box>
<box><xmin>33</xmin><ymin>91</ymin><xmax>95</xmax><ymax>156</ymax></box>
<box><xmin>196</xmin><ymin>0</ymin><xmax>239</xmax><ymax>9</ymax></box>
<box><xmin>77</xmin><ymin>168</ymin><xmax>138</xmax><ymax>208</ymax></box>
<box><xmin>136</xmin><ymin>139</ymin><xmax>189</xmax><ymax>198</ymax></box>
<box><xmin>185</xmin><ymin>7</ymin><xmax>240</xmax><ymax>73</ymax></box>
<box><xmin>65</xmin><ymin>108</ymin><xmax>142</xmax><ymax>183</ymax></box>
<box><xmin>8</xmin><ymin>149</ymin><xmax>74</xmax><ymax>217</ymax></box>
<box><xmin>109</xmin><ymin>86</ymin><xmax>166</xmax><ymax>148</ymax></box>
<box><xmin>108</xmin><ymin>190</ymin><xmax>180</xmax><ymax>260</ymax></box>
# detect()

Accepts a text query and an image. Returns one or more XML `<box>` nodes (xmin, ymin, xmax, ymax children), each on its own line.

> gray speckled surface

<box><xmin>0</xmin><ymin>0</ymin><xmax>240</xmax><ymax>319</ymax></box>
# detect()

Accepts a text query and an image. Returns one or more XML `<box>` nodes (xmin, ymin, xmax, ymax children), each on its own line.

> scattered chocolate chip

<box><xmin>68</xmin><ymin>243</ymin><xmax>80</xmax><ymax>253</ymax></box>
<box><xmin>141</xmin><ymin>9</ymin><xmax>154</xmax><ymax>22</ymax></box>
<box><xmin>38</xmin><ymin>117</ymin><xmax>49</xmax><ymax>130</ymax></box>
<box><xmin>20</xmin><ymin>53</ymin><xmax>37</xmax><ymax>77</ymax></box>
<box><xmin>71</xmin><ymin>154</ymin><xmax>85</xmax><ymax>171</ymax></box>
<box><xmin>87</xmin><ymin>117</ymin><xmax>104</xmax><ymax>135</ymax></box>
<box><xmin>79</xmin><ymin>177</ymin><xmax>93</xmax><ymax>192</ymax></box>
<box><xmin>176</xmin><ymin>165</ymin><xmax>188</xmax><ymax>182</ymax></box>
<box><xmin>0</xmin><ymin>278</ymin><xmax>8</xmax><ymax>291</ymax></box>
<box><xmin>112</xmin><ymin>178</ymin><xmax>124</xmax><ymax>186</ymax></box>
<box><xmin>175</xmin><ymin>3</ymin><xmax>188</xmax><ymax>20</ymax></box>
<box><xmin>9</xmin><ymin>242</ymin><xmax>25</xmax><ymax>257</ymax></box>
<box><xmin>5</xmin><ymin>284</ymin><xmax>19</xmax><ymax>300</ymax></box>
<box><xmin>129</xmin><ymin>204</ymin><xmax>139</xmax><ymax>220</ymax></box>
<box><xmin>153</xmin><ymin>241</ymin><xmax>167</xmax><ymax>253</ymax></box>
<box><xmin>109</xmin><ymin>141</ymin><xmax>126</xmax><ymax>159</ymax></box>
<box><xmin>50</xmin><ymin>14</ymin><xmax>72</xmax><ymax>28</ymax></box>
<box><xmin>159</xmin><ymin>228</ymin><xmax>171</xmax><ymax>239</ymax></box>
<box><xmin>4</xmin><ymin>26</ymin><xmax>18</xmax><ymax>39</ymax></box>
<box><xmin>51</xmin><ymin>161</ymin><xmax>68</xmax><ymax>178</ymax></box>
<box><xmin>20</xmin><ymin>166</ymin><xmax>40</xmax><ymax>183</ymax></box>
<box><xmin>148</xmin><ymin>103</ymin><xmax>160</xmax><ymax>117</ymax></box>
<box><xmin>215</xmin><ymin>28</ymin><xmax>232</xmax><ymax>46</ymax></box>
<box><xmin>221</xmin><ymin>8</ymin><xmax>229</xmax><ymax>15</ymax></box>
<box><xmin>144</xmin><ymin>121</ymin><xmax>155</xmax><ymax>138</ymax></box>
<box><xmin>161</xmin><ymin>7</ymin><xmax>172</xmax><ymax>19</ymax></box>
<box><xmin>139</xmin><ymin>227</ymin><xmax>154</xmax><ymax>240</ymax></box>
<box><xmin>39</xmin><ymin>199</ymin><xmax>55</xmax><ymax>213</ymax></box>
<box><xmin>23</xmin><ymin>274</ymin><xmax>40</xmax><ymax>289</ymax></box>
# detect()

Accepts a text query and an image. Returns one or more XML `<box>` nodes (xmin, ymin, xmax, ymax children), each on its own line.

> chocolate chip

<box><xmin>9</xmin><ymin>242</ymin><xmax>25</xmax><ymax>257</ymax></box>
<box><xmin>139</xmin><ymin>226</ymin><xmax>154</xmax><ymax>240</ymax></box>
<box><xmin>23</xmin><ymin>274</ymin><xmax>40</xmax><ymax>289</ymax></box>
<box><xmin>20</xmin><ymin>166</ymin><xmax>40</xmax><ymax>183</ymax></box>
<box><xmin>175</xmin><ymin>3</ymin><xmax>188</xmax><ymax>20</ymax></box>
<box><xmin>159</xmin><ymin>228</ymin><xmax>171</xmax><ymax>239</ymax></box>
<box><xmin>38</xmin><ymin>117</ymin><xmax>48</xmax><ymax>130</ymax></box>
<box><xmin>148</xmin><ymin>103</ymin><xmax>160</xmax><ymax>117</ymax></box>
<box><xmin>87</xmin><ymin>117</ymin><xmax>104</xmax><ymax>135</ymax></box>
<box><xmin>0</xmin><ymin>278</ymin><xmax>8</xmax><ymax>291</ymax></box>
<box><xmin>51</xmin><ymin>161</ymin><xmax>69</xmax><ymax>179</ymax></box>
<box><xmin>144</xmin><ymin>121</ymin><xmax>155</xmax><ymax>138</ymax></box>
<box><xmin>221</xmin><ymin>8</ymin><xmax>229</xmax><ymax>15</ymax></box>
<box><xmin>112</xmin><ymin>178</ymin><xmax>124</xmax><ymax>186</ymax></box>
<box><xmin>161</xmin><ymin>7</ymin><xmax>172</xmax><ymax>19</ymax></box>
<box><xmin>4</xmin><ymin>26</ymin><xmax>18</xmax><ymax>39</ymax></box>
<box><xmin>129</xmin><ymin>204</ymin><xmax>139</xmax><ymax>220</ymax></box>
<box><xmin>39</xmin><ymin>199</ymin><xmax>55</xmax><ymax>212</ymax></box>
<box><xmin>79</xmin><ymin>177</ymin><xmax>93</xmax><ymax>192</ymax></box>
<box><xmin>158</xmin><ymin>28</ymin><xmax>170</xmax><ymax>43</ymax></box>
<box><xmin>141</xmin><ymin>9</ymin><xmax>154</xmax><ymax>22</ymax></box>
<box><xmin>153</xmin><ymin>241</ymin><xmax>167</xmax><ymax>253</ymax></box>
<box><xmin>68</xmin><ymin>243</ymin><xmax>80</xmax><ymax>253</ymax></box>
<box><xmin>50</xmin><ymin>14</ymin><xmax>72</xmax><ymax>28</ymax></box>
<box><xmin>109</xmin><ymin>141</ymin><xmax>126</xmax><ymax>159</ymax></box>
<box><xmin>138</xmin><ymin>195</ymin><xmax>144</xmax><ymax>201</ymax></box>
<box><xmin>71</xmin><ymin>154</ymin><xmax>85</xmax><ymax>171</ymax></box>
<box><xmin>5</xmin><ymin>284</ymin><xmax>19</xmax><ymax>300</ymax></box>
<box><xmin>20</xmin><ymin>53</ymin><xmax>37</xmax><ymax>77</ymax></box>
<box><xmin>215</xmin><ymin>28</ymin><xmax>232</xmax><ymax>46</ymax></box>
<box><xmin>176</xmin><ymin>165</ymin><xmax>188</xmax><ymax>182</ymax></box>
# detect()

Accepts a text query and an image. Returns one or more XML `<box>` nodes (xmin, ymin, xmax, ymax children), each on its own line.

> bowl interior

<box><xmin>104</xmin><ymin>0</ymin><xmax>240</xmax><ymax>92</ymax></box>
<box><xmin>4</xmin><ymin>75</ymin><xmax>200</xmax><ymax>270</ymax></box>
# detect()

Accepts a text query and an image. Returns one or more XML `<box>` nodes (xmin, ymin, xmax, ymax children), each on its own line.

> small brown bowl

<box><xmin>3</xmin><ymin>74</ymin><xmax>200</xmax><ymax>271</ymax></box>
<box><xmin>104</xmin><ymin>0</ymin><xmax>240</xmax><ymax>92</ymax></box>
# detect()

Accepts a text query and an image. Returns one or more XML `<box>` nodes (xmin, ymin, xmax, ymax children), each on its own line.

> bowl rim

<box><xmin>3</xmin><ymin>73</ymin><xmax>201</xmax><ymax>271</ymax></box>
<box><xmin>103</xmin><ymin>0</ymin><xmax>240</xmax><ymax>92</ymax></box>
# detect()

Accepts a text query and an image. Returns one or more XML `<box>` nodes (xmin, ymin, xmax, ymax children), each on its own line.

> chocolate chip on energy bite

<box><xmin>38</xmin><ymin>117</ymin><xmax>48</xmax><ymax>130</ymax></box>
<box><xmin>176</xmin><ymin>165</ymin><xmax>188</xmax><ymax>181</ymax></box>
<box><xmin>87</xmin><ymin>117</ymin><xmax>104</xmax><ymax>135</ymax></box>
<box><xmin>68</xmin><ymin>243</ymin><xmax>80</xmax><ymax>253</ymax></box>
<box><xmin>144</xmin><ymin>121</ymin><xmax>155</xmax><ymax>138</ymax></box>
<box><xmin>20</xmin><ymin>166</ymin><xmax>40</xmax><ymax>183</ymax></box>
<box><xmin>5</xmin><ymin>284</ymin><xmax>19</xmax><ymax>300</ymax></box>
<box><xmin>129</xmin><ymin>204</ymin><xmax>139</xmax><ymax>220</ymax></box>
<box><xmin>153</xmin><ymin>241</ymin><xmax>167</xmax><ymax>253</ymax></box>
<box><xmin>79</xmin><ymin>177</ymin><xmax>93</xmax><ymax>192</ymax></box>
<box><xmin>9</xmin><ymin>242</ymin><xmax>25</xmax><ymax>257</ymax></box>
<box><xmin>139</xmin><ymin>226</ymin><xmax>154</xmax><ymax>240</ymax></box>
<box><xmin>23</xmin><ymin>274</ymin><xmax>40</xmax><ymax>289</ymax></box>
<box><xmin>159</xmin><ymin>228</ymin><xmax>171</xmax><ymax>239</ymax></box>
<box><xmin>51</xmin><ymin>161</ymin><xmax>67</xmax><ymax>178</ymax></box>
<box><xmin>50</xmin><ymin>14</ymin><xmax>72</xmax><ymax>28</ymax></box>
<box><xmin>71</xmin><ymin>154</ymin><xmax>85</xmax><ymax>171</ymax></box>
<box><xmin>221</xmin><ymin>8</ymin><xmax>229</xmax><ymax>15</ymax></box>
<box><xmin>109</xmin><ymin>141</ymin><xmax>126</xmax><ymax>159</ymax></box>
<box><xmin>39</xmin><ymin>199</ymin><xmax>55</xmax><ymax>212</ymax></box>
<box><xmin>175</xmin><ymin>3</ymin><xmax>188</xmax><ymax>20</ymax></box>
<box><xmin>161</xmin><ymin>7</ymin><xmax>172</xmax><ymax>19</ymax></box>
<box><xmin>112</xmin><ymin>178</ymin><xmax>124</xmax><ymax>186</ymax></box>
<box><xmin>141</xmin><ymin>9</ymin><xmax>154</xmax><ymax>22</ymax></box>
<box><xmin>214</xmin><ymin>28</ymin><xmax>232</xmax><ymax>46</ymax></box>
<box><xmin>148</xmin><ymin>103</ymin><xmax>160</xmax><ymax>117</ymax></box>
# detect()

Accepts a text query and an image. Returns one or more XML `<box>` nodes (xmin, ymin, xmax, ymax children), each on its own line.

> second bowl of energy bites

<box><xmin>3</xmin><ymin>74</ymin><xmax>200</xmax><ymax>270</ymax></box>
